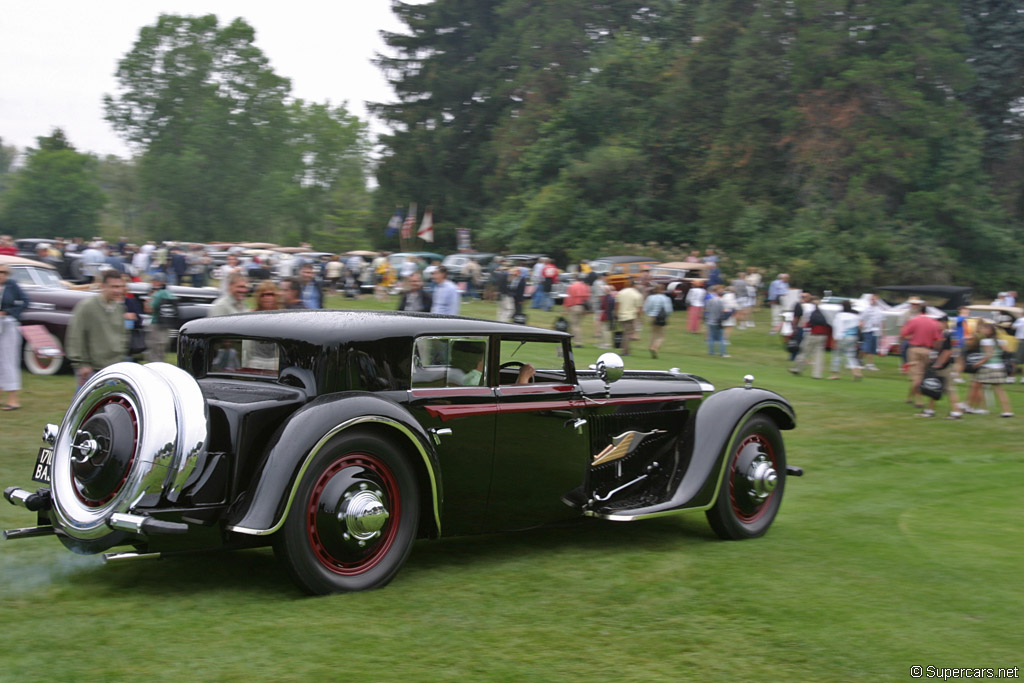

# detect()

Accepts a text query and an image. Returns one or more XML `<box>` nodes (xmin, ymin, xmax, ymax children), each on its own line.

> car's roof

<box><xmin>967</xmin><ymin>305</ymin><xmax>1022</xmax><ymax>316</ymax></box>
<box><xmin>590</xmin><ymin>255</ymin><xmax>658</xmax><ymax>264</ymax></box>
<box><xmin>182</xmin><ymin>309</ymin><xmax>571</xmax><ymax>345</ymax></box>
<box><xmin>654</xmin><ymin>261</ymin><xmax>711</xmax><ymax>270</ymax></box>
<box><xmin>0</xmin><ymin>254</ymin><xmax>57</xmax><ymax>269</ymax></box>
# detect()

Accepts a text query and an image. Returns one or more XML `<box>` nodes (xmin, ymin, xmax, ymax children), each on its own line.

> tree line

<box><xmin>2</xmin><ymin>4</ymin><xmax>1023</xmax><ymax>295</ymax></box>
<box><xmin>374</xmin><ymin>0</ymin><xmax>1024</xmax><ymax>294</ymax></box>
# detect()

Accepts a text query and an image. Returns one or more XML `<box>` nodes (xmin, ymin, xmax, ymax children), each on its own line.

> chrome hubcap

<box><xmin>746</xmin><ymin>455</ymin><xmax>777</xmax><ymax>502</ymax></box>
<box><xmin>339</xmin><ymin>486</ymin><xmax>389</xmax><ymax>542</ymax></box>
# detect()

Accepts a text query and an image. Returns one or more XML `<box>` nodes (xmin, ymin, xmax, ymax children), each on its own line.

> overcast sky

<box><xmin>0</xmin><ymin>1</ymin><xmax>410</xmax><ymax>158</ymax></box>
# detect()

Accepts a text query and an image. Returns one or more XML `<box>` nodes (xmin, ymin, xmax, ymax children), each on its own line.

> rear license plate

<box><xmin>32</xmin><ymin>447</ymin><xmax>53</xmax><ymax>484</ymax></box>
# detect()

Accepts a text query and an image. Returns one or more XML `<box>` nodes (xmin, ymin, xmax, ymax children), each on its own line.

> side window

<box><xmin>613</xmin><ymin>265</ymin><xmax>624</xmax><ymax>274</ymax></box>
<box><xmin>498</xmin><ymin>339</ymin><xmax>567</xmax><ymax>385</ymax></box>
<box><xmin>209</xmin><ymin>337</ymin><xmax>280</xmax><ymax>376</ymax></box>
<box><xmin>412</xmin><ymin>336</ymin><xmax>488</xmax><ymax>388</ymax></box>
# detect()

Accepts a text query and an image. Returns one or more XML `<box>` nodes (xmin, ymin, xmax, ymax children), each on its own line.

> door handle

<box><xmin>428</xmin><ymin>428</ymin><xmax>452</xmax><ymax>445</ymax></box>
<box><xmin>564</xmin><ymin>418</ymin><xmax>587</xmax><ymax>434</ymax></box>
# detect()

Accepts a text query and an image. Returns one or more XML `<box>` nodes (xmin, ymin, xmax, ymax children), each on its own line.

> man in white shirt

<box><xmin>859</xmin><ymin>294</ymin><xmax>884</xmax><ymax>370</ymax></box>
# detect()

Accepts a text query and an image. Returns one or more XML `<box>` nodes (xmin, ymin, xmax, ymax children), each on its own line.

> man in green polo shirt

<box><xmin>66</xmin><ymin>270</ymin><xmax>130</xmax><ymax>390</ymax></box>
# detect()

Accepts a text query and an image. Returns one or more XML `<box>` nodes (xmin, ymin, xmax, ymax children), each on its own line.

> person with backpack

<box><xmin>789</xmin><ymin>296</ymin><xmax>830</xmax><ymax>378</ymax></box>
<box><xmin>643</xmin><ymin>283</ymin><xmax>673</xmax><ymax>359</ymax></box>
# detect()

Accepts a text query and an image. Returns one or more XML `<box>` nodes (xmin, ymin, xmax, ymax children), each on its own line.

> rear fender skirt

<box><xmin>225</xmin><ymin>393</ymin><xmax>441</xmax><ymax>537</ymax></box>
<box><xmin>591</xmin><ymin>387</ymin><xmax>794</xmax><ymax>520</ymax></box>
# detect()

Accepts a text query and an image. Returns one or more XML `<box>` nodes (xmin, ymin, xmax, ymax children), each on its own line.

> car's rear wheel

<box><xmin>23</xmin><ymin>335</ymin><xmax>66</xmax><ymax>375</ymax></box>
<box><xmin>706</xmin><ymin>415</ymin><xmax>786</xmax><ymax>540</ymax></box>
<box><xmin>275</xmin><ymin>431</ymin><xmax>419</xmax><ymax>595</ymax></box>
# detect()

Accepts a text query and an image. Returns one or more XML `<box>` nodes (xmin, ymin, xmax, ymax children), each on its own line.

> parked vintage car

<box><xmin>649</xmin><ymin>262</ymin><xmax>714</xmax><ymax>309</ymax></box>
<box><xmin>3</xmin><ymin>311</ymin><xmax>799</xmax><ymax>595</ymax></box>
<box><xmin>588</xmin><ymin>256</ymin><xmax>660</xmax><ymax>291</ymax></box>
<box><xmin>0</xmin><ymin>255</ymin><xmax>219</xmax><ymax>374</ymax></box>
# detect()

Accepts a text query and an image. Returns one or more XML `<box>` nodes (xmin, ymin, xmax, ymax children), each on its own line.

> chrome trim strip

<box><xmin>109</xmin><ymin>512</ymin><xmax>148</xmax><ymax>534</ymax></box>
<box><xmin>586</xmin><ymin>400</ymin><xmax>795</xmax><ymax>522</ymax></box>
<box><xmin>226</xmin><ymin>416</ymin><xmax>442</xmax><ymax>537</ymax></box>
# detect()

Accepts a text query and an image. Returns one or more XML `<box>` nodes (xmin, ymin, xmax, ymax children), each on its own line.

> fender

<box><xmin>225</xmin><ymin>392</ymin><xmax>442</xmax><ymax>537</ymax></box>
<box><xmin>593</xmin><ymin>386</ymin><xmax>795</xmax><ymax>520</ymax></box>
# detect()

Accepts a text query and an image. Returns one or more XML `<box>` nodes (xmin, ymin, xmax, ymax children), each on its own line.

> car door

<box><xmin>487</xmin><ymin>336</ymin><xmax>590</xmax><ymax>530</ymax></box>
<box><xmin>405</xmin><ymin>336</ymin><xmax>497</xmax><ymax>535</ymax></box>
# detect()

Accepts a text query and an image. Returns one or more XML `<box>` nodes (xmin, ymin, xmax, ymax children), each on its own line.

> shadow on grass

<box><xmin>22</xmin><ymin>513</ymin><xmax>719</xmax><ymax>599</ymax></box>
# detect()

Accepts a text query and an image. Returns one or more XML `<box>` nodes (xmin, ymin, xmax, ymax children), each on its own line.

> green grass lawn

<box><xmin>1</xmin><ymin>296</ymin><xmax>1021</xmax><ymax>681</ymax></box>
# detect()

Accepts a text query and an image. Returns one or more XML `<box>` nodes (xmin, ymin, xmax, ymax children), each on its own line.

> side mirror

<box><xmin>593</xmin><ymin>352</ymin><xmax>625</xmax><ymax>386</ymax></box>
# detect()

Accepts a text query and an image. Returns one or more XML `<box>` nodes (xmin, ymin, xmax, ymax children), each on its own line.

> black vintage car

<box><xmin>4</xmin><ymin>311</ymin><xmax>798</xmax><ymax>595</ymax></box>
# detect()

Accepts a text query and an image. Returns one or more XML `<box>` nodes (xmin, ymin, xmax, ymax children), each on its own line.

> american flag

<box><xmin>401</xmin><ymin>203</ymin><xmax>417</xmax><ymax>240</ymax></box>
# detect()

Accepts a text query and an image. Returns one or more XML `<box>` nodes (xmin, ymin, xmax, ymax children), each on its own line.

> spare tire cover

<box><xmin>49</xmin><ymin>362</ymin><xmax>207</xmax><ymax>547</ymax></box>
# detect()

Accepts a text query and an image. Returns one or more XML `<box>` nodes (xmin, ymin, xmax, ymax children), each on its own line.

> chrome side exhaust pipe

<box><xmin>3</xmin><ymin>526</ymin><xmax>56</xmax><ymax>540</ymax></box>
<box><xmin>102</xmin><ymin>551</ymin><xmax>162</xmax><ymax>564</ymax></box>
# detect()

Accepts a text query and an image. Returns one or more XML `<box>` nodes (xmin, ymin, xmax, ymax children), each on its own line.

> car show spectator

<box><xmin>253</xmin><ymin>280</ymin><xmax>281</xmax><ymax>311</ymax></box>
<box><xmin>0</xmin><ymin>264</ymin><xmax>29</xmax><ymax>410</ymax></box>
<box><xmin>299</xmin><ymin>263</ymin><xmax>325</xmax><ymax>310</ymax></box>
<box><xmin>217</xmin><ymin>253</ymin><xmax>244</xmax><ymax>293</ymax></box>
<box><xmin>143</xmin><ymin>273</ymin><xmax>176</xmax><ymax>363</ymax></box>
<box><xmin>397</xmin><ymin>272</ymin><xmax>432</xmax><ymax>313</ymax></box>
<box><xmin>281</xmin><ymin>278</ymin><xmax>306</xmax><ymax>309</ymax></box>
<box><xmin>828</xmin><ymin>300</ymin><xmax>863</xmax><ymax>380</ymax></box>
<box><xmin>66</xmin><ymin>270</ymin><xmax>129</xmax><ymax>391</ymax></box>
<box><xmin>463</xmin><ymin>257</ymin><xmax>482</xmax><ymax>300</ymax></box>
<box><xmin>0</xmin><ymin>235</ymin><xmax>17</xmax><ymax>257</ymax></box>
<box><xmin>859</xmin><ymin>295</ymin><xmax>884</xmax><ymax>371</ymax></box>
<box><xmin>169</xmin><ymin>246</ymin><xmax>188</xmax><ymax>286</ymax></box>
<box><xmin>530</xmin><ymin>258</ymin><xmax>547</xmax><ymax>309</ymax></box>
<box><xmin>210</xmin><ymin>272</ymin><xmax>250</xmax><ymax>317</ymax></box>
<box><xmin>767</xmin><ymin>273</ymin><xmax>790</xmax><ymax>333</ymax></box>
<box><xmin>789</xmin><ymin>297</ymin><xmax>830</xmax><ymax>378</ymax></box>
<box><xmin>685</xmin><ymin>279</ymin><xmax>706</xmax><ymax>334</ymax></box>
<box><xmin>917</xmin><ymin>323</ymin><xmax>962</xmax><ymax>419</ymax></box>
<box><xmin>704</xmin><ymin>285</ymin><xmax>729</xmax><ymax>357</ymax></box>
<box><xmin>324</xmin><ymin>255</ymin><xmax>343</xmax><ymax>293</ymax></box>
<box><xmin>616</xmin><ymin>278</ymin><xmax>644</xmax><ymax>356</ymax></box>
<box><xmin>590</xmin><ymin>273</ymin><xmax>608</xmax><ymax>343</ymax></box>
<box><xmin>1013</xmin><ymin>313</ymin><xmax>1024</xmax><ymax>384</ymax></box>
<box><xmin>564</xmin><ymin>275</ymin><xmax>591</xmax><ymax>347</ymax></box>
<box><xmin>643</xmin><ymin>283</ymin><xmax>673</xmax><ymax>359</ymax></box>
<box><xmin>900</xmin><ymin>301</ymin><xmax>944</xmax><ymax>407</ymax></box>
<box><xmin>966</xmin><ymin>320</ymin><xmax>1013</xmax><ymax>417</ymax></box>
<box><xmin>720</xmin><ymin>285</ymin><xmax>739</xmax><ymax>349</ymax></box>
<box><xmin>430</xmin><ymin>266</ymin><xmax>461</xmax><ymax>316</ymax></box>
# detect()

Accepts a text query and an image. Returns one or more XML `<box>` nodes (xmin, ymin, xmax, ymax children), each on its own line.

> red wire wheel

<box><xmin>276</xmin><ymin>431</ymin><xmax>420</xmax><ymax>595</ymax></box>
<box><xmin>728</xmin><ymin>434</ymin><xmax>778</xmax><ymax>523</ymax></box>
<box><xmin>70</xmin><ymin>396</ymin><xmax>139</xmax><ymax>508</ymax></box>
<box><xmin>706</xmin><ymin>415</ymin><xmax>786</xmax><ymax>540</ymax></box>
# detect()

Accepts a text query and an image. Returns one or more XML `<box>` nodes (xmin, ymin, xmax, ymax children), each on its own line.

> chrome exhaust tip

<box><xmin>102</xmin><ymin>551</ymin><xmax>162</xmax><ymax>564</ymax></box>
<box><xmin>3</xmin><ymin>526</ymin><xmax>56</xmax><ymax>540</ymax></box>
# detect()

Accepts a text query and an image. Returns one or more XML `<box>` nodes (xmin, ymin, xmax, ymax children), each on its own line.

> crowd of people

<box><xmin>2</xmin><ymin>234</ymin><xmax>1020</xmax><ymax>423</ymax></box>
<box><xmin>775</xmin><ymin>272</ymin><xmax>1021</xmax><ymax>419</ymax></box>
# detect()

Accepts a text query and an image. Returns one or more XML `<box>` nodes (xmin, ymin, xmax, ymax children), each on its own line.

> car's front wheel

<box><xmin>23</xmin><ymin>334</ymin><xmax>66</xmax><ymax>375</ymax></box>
<box><xmin>706</xmin><ymin>415</ymin><xmax>786</xmax><ymax>540</ymax></box>
<box><xmin>275</xmin><ymin>431</ymin><xmax>420</xmax><ymax>595</ymax></box>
